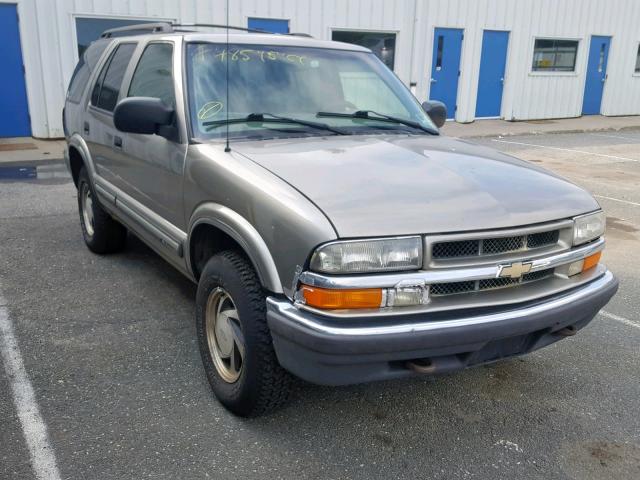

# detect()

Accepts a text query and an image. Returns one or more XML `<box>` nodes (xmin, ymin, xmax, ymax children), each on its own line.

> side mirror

<box><xmin>113</xmin><ymin>97</ymin><xmax>174</xmax><ymax>137</ymax></box>
<box><xmin>421</xmin><ymin>100</ymin><xmax>447</xmax><ymax>128</ymax></box>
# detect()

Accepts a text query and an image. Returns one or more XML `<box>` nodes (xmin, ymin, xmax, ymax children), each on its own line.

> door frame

<box><xmin>475</xmin><ymin>29</ymin><xmax>511</xmax><ymax>119</ymax></box>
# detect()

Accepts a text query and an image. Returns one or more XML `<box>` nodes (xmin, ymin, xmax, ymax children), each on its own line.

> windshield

<box><xmin>186</xmin><ymin>43</ymin><xmax>437</xmax><ymax>141</ymax></box>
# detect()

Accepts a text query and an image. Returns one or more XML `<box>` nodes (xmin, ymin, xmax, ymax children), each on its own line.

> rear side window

<box><xmin>67</xmin><ymin>40</ymin><xmax>110</xmax><ymax>103</ymax></box>
<box><xmin>91</xmin><ymin>43</ymin><xmax>136</xmax><ymax>112</ymax></box>
<box><xmin>128</xmin><ymin>43</ymin><xmax>175</xmax><ymax>108</ymax></box>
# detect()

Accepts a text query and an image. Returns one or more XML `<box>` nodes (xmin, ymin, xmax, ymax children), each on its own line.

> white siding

<box><xmin>5</xmin><ymin>0</ymin><xmax>640</xmax><ymax>137</ymax></box>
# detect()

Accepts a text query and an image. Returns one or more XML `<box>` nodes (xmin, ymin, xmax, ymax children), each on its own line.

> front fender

<box><xmin>188</xmin><ymin>203</ymin><xmax>284</xmax><ymax>294</ymax></box>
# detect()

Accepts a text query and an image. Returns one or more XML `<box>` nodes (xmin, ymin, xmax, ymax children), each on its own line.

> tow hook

<box><xmin>557</xmin><ymin>325</ymin><xmax>578</xmax><ymax>336</ymax></box>
<box><xmin>406</xmin><ymin>359</ymin><xmax>437</xmax><ymax>374</ymax></box>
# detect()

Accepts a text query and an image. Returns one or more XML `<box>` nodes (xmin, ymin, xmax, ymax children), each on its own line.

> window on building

<box><xmin>532</xmin><ymin>39</ymin><xmax>579</xmax><ymax>72</ymax></box>
<box><xmin>635</xmin><ymin>44</ymin><xmax>640</xmax><ymax>73</ymax></box>
<box><xmin>129</xmin><ymin>43</ymin><xmax>175</xmax><ymax>108</ymax></box>
<box><xmin>91</xmin><ymin>43</ymin><xmax>137</xmax><ymax>112</ymax></box>
<box><xmin>75</xmin><ymin>17</ymin><xmax>157</xmax><ymax>58</ymax></box>
<box><xmin>247</xmin><ymin>17</ymin><xmax>289</xmax><ymax>34</ymax></box>
<box><xmin>332</xmin><ymin>31</ymin><xmax>396</xmax><ymax>70</ymax></box>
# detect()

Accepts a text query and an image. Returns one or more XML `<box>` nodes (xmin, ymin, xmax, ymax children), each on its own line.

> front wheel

<box><xmin>196</xmin><ymin>251</ymin><xmax>292</xmax><ymax>417</ymax></box>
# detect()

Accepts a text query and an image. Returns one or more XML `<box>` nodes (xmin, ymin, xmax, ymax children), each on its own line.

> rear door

<box><xmin>85</xmin><ymin>42</ymin><xmax>137</xmax><ymax>189</ymax></box>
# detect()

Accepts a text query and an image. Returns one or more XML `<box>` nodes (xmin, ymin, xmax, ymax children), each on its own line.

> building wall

<box><xmin>5</xmin><ymin>0</ymin><xmax>640</xmax><ymax>137</ymax></box>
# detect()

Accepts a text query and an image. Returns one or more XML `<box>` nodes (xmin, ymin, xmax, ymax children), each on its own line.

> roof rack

<box><xmin>99</xmin><ymin>21</ymin><xmax>313</xmax><ymax>39</ymax></box>
<box><xmin>174</xmin><ymin>23</ymin><xmax>270</xmax><ymax>34</ymax></box>
<box><xmin>100</xmin><ymin>22</ymin><xmax>173</xmax><ymax>38</ymax></box>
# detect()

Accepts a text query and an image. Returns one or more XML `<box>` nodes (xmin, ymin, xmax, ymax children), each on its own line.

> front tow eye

<box><xmin>557</xmin><ymin>325</ymin><xmax>578</xmax><ymax>336</ymax></box>
<box><xmin>406</xmin><ymin>358</ymin><xmax>437</xmax><ymax>374</ymax></box>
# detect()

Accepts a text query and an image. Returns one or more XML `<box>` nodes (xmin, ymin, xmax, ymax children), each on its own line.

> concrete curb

<box><xmin>0</xmin><ymin>158</ymin><xmax>65</xmax><ymax>168</ymax></box>
<box><xmin>454</xmin><ymin>124</ymin><xmax>640</xmax><ymax>139</ymax></box>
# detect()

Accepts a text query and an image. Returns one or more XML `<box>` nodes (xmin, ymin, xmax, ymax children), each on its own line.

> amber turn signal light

<box><xmin>301</xmin><ymin>285</ymin><xmax>383</xmax><ymax>309</ymax></box>
<box><xmin>582</xmin><ymin>251</ymin><xmax>601</xmax><ymax>272</ymax></box>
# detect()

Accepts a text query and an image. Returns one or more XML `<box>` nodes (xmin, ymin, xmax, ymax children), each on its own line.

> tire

<box><xmin>77</xmin><ymin>167</ymin><xmax>127</xmax><ymax>254</ymax></box>
<box><xmin>196</xmin><ymin>250</ymin><xmax>292</xmax><ymax>417</ymax></box>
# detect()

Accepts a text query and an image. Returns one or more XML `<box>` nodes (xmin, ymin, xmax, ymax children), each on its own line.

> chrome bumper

<box><xmin>273</xmin><ymin>270</ymin><xmax>614</xmax><ymax>336</ymax></box>
<box><xmin>266</xmin><ymin>271</ymin><xmax>618</xmax><ymax>385</ymax></box>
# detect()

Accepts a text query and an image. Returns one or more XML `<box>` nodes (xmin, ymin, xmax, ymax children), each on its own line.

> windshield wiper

<box><xmin>317</xmin><ymin>110</ymin><xmax>439</xmax><ymax>135</ymax></box>
<box><xmin>203</xmin><ymin>113</ymin><xmax>348</xmax><ymax>135</ymax></box>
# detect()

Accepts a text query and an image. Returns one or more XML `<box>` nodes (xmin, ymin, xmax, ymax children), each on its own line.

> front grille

<box><xmin>432</xmin><ymin>240</ymin><xmax>479</xmax><ymax>258</ymax></box>
<box><xmin>430</xmin><ymin>268</ymin><xmax>555</xmax><ymax>297</ymax></box>
<box><xmin>527</xmin><ymin>230</ymin><xmax>560</xmax><ymax>248</ymax></box>
<box><xmin>431</xmin><ymin>229</ymin><xmax>560</xmax><ymax>260</ymax></box>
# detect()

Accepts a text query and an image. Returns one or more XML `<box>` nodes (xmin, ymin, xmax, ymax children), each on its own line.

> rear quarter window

<box><xmin>67</xmin><ymin>39</ymin><xmax>110</xmax><ymax>104</ymax></box>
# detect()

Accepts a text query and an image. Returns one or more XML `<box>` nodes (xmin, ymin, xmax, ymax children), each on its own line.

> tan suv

<box><xmin>64</xmin><ymin>23</ymin><xmax>618</xmax><ymax>416</ymax></box>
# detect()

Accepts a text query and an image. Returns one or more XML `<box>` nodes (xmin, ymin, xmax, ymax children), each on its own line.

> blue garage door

<box><xmin>0</xmin><ymin>4</ymin><xmax>31</xmax><ymax>137</ymax></box>
<box><xmin>476</xmin><ymin>30</ymin><xmax>509</xmax><ymax>118</ymax></box>
<box><xmin>430</xmin><ymin>28</ymin><xmax>463</xmax><ymax>120</ymax></box>
<box><xmin>248</xmin><ymin>17</ymin><xmax>289</xmax><ymax>34</ymax></box>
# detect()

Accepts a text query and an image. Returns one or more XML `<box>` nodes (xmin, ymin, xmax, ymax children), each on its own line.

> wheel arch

<box><xmin>67</xmin><ymin>134</ymin><xmax>96</xmax><ymax>187</ymax></box>
<box><xmin>187</xmin><ymin>203</ymin><xmax>283</xmax><ymax>294</ymax></box>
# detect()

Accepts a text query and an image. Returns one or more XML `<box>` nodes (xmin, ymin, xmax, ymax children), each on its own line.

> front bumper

<box><xmin>267</xmin><ymin>270</ymin><xmax>618</xmax><ymax>385</ymax></box>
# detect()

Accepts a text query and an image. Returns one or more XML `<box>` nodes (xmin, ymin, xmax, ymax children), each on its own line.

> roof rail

<box><xmin>99</xmin><ymin>21</ymin><xmax>313</xmax><ymax>39</ymax></box>
<box><xmin>173</xmin><ymin>23</ymin><xmax>271</xmax><ymax>34</ymax></box>
<box><xmin>100</xmin><ymin>22</ymin><xmax>173</xmax><ymax>38</ymax></box>
<box><xmin>176</xmin><ymin>24</ymin><xmax>314</xmax><ymax>38</ymax></box>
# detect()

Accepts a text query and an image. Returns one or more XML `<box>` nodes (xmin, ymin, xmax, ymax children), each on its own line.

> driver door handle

<box><xmin>113</xmin><ymin>136</ymin><xmax>123</xmax><ymax>149</ymax></box>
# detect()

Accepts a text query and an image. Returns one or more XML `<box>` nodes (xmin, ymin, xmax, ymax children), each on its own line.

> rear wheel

<box><xmin>77</xmin><ymin>167</ymin><xmax>127</xmax><ymax>254</ymax></box>
<box><xmin>196</xmin><ymin>251</ymin><xmax>292</xmax><ymax>417</ymax></box>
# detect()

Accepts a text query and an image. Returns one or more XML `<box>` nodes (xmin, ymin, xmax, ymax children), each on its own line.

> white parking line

<box><xmin>600</xmin><ymin>310</ymin><xmax>640</xmax><ymax>329</ymax></box>
<box><xmin>0</xmin><ymin>294</ymin><xmax>61</xmax><ymax>480</ymax></box>
<box><xmin>595</xmin><ymin>194</ymin><xmax>640</xmax><ymax>207</ymax></box>
<box><xmin>491</xmin><ymin>139</ymin><xmax>640</xmax><ymax>163</ymax></box>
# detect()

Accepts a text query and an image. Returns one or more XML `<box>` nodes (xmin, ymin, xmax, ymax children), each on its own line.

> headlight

<box><xmin>309</xmin><ymin>236</ymin><xmax>423</xmax><ymax>274</ymax></box>
<box><xmin>573</xmin><ymin>211</ymin><xmax>605</xmax><ymax>246</ymax></box>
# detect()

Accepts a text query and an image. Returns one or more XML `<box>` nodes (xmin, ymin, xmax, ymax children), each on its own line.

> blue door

<box><xmin>248</xmin><ymin>17</ymin><xmax>289</xmax><ymax>34</ymax></box>
<box><xmin>430</xmin><ymin>28</ymin><xmax>463</xmax><ymax>119</ymax></box>
<box><xmin>582</xmin><ymin>36</ymin><xmax>611</xmax><ymax>115</ymax></box>
<box><xmin>0</xmin><ymin>4</ymin><xmax>31</xmax><ymax>137</ymax></box>
<box><xmin>475</xmin><ymin>30</ymin><xmax>509</xmax><ymax>118</ymax></box>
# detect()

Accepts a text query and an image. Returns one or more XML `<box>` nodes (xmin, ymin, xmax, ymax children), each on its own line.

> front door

<box><xmin>476</xmin><ymin>30</ymin><xmax>509</xmax><ymax>118</ymax></box>
<box><xmin>582</xmin><ymin>36</ymin><xmax>611</xmax><ymax>115</ymax></box>
<box><xmin>120</xmin><ymin>42</ymin><xmax>187</xmax><ymax>231</ymax></box>
<box><xmin>0</xmin><ymin>4</ymin><xmax>31</xmax><ymax>137</ymax></box>
<box><xmin>430</xmin><ymin>28</ymin><xmax>463</xmax><ymax>119</ymax></box>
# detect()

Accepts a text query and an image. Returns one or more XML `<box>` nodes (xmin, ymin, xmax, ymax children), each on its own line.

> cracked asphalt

<box><xmin>1</xmin><ymin>130</ymin><xmax>639</xmax><ymax>479</ymax></box>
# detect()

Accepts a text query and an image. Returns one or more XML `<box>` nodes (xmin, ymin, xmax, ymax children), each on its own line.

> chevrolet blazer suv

<box><xmin>63</xmin><ymin>23</ymin><xmax>618</xmax><ymax>417</ymax></box>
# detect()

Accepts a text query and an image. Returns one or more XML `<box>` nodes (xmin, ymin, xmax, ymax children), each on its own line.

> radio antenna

<box><xmin>224</xmin><ymin>0</ymin><xmax>231</xmax><ymax>152</ymax></box>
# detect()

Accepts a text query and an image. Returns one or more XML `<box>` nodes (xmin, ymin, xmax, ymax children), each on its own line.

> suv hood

<box><xmin>230</xmin><ymin>135</ymin><xmax>600</xmax><ymax>238</ymax></box>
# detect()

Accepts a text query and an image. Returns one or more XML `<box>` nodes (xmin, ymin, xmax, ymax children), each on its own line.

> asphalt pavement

<box><xmin>1</xmin><ymin>130</ymin><xmax>639</xmax><ymax>480</ymax></box>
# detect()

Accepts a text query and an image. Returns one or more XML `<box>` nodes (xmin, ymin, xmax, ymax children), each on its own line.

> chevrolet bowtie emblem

<box><xmin>498</xmin><ymin>261</ymin><xmax>533</xmax><ymax>279</ymax></box>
